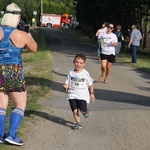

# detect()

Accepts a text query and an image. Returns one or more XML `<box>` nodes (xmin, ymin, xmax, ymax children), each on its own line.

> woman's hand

<box><xmin>110</xmin><ymin>41</ymin><xmax>117</xmax><ymax>47</ymax></box>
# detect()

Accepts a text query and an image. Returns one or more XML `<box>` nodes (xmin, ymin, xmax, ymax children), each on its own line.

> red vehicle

<box><xmin>61</xmin><ymin>14</ymin><xmax>73</xmax><ymax>28</ymax></box>
<box><xmin>41</xmin><ymin>13</ymin><xmax>73</xmax><ymax>28</ymax></box>
<box><xmin>41</xmin><ymin>14</ymin><xmax>61</xmax><ymax>28</ymax></box>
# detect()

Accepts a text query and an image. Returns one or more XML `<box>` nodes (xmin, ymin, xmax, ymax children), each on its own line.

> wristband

<box><xmin>90</xmin><ymin>92</ymin><xmax>94</xmax><ymax>94</ymax></box>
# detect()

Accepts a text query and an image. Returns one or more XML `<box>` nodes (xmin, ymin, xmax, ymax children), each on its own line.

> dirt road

<box><xmin>23</xmin><ymin>28</ymin><xmax>150</xmax><ymax>150</ymax></box>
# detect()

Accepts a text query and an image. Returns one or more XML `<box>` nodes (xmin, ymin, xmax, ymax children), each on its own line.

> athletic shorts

<box><xmin>69</xmin><ymin>99</ymin><xmax>87</xmax><ymax>112</ymax></box>
<box><xmin>100</xmin><ymin>53</ymin><xmax>115</xmax><ymax>63</ymax></box>
<box><xmin>0</xmin><ymin>63</ymin><xmax>27</xmax><ymax>92</ymax></box>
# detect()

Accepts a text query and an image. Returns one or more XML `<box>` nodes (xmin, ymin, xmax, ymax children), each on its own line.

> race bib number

<box><xmin>70</xmin><ymin>77</ymin><xmax>86</xmax><ymax>89</ymax></box>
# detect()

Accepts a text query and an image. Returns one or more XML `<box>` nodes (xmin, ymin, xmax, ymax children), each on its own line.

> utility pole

<box><xmin>40</xmin><ymin>0</ymin><xmax>43</xmax><ymax>26</ymax></box>
<box><xmin>41</xmin><ymin>0</ymin><xmax>43</xmax><ymax>15</ymax></box>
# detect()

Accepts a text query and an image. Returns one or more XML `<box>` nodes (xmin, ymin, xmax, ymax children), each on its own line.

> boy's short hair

<box><xmin>74</xmin><ymin>53</ymin><xmax>86</xmax><ymax>62</ymax></box>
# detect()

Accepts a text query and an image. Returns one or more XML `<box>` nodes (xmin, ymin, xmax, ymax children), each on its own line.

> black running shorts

<box><xmin>69</xmin><ymin>99</ymin><xmax>87</xmax><ymax>112</ymax></box>
<box><xmin>100</xmin><ymin>53</ymin><xmax>115</xmax><ymax>63</ymax></box>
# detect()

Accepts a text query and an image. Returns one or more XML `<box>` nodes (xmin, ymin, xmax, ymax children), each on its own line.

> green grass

<box><xmin>64</xmin><ymin>28</ymin><xmax>96</xmax><ymax>45</ymax></box>
<box><xmin>1</xmin><ymin>28</ymin><xmax>52</xmax><ymax>150</ymax></box>
<box><xmin>118</xmin><ymin>48</ymin><xmax>150</xmax><ymax>73</ymax></box>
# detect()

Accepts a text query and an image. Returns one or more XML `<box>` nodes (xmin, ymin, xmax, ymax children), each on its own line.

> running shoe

<box><xmin>0</xmin><ymin>134</ymin><xmax>6</xmax><ymax>144</ymax></box>
<box><xmin>83</xmin><ymin>110</ymin><xmax>89</xmax><ymax>118</ymax></box>
<box><xmin>72</xmin><ymin>122</ymin><xmax>82</xmax><ymax>130</ymax></box>
<box><xmin>5</xmin><ymin>134</ymin><xmax>23</xmax><ymax>146</ymax></box>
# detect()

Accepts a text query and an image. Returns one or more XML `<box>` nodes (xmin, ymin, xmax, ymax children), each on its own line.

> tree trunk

<box><xmin>145</xmin><ymin>20</ymin><xmax>150</xmax><ymax>49</ymax></box>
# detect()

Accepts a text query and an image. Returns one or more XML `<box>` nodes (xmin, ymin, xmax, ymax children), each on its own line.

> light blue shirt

<box><xmin>131</xmin><ymin>29</ymin><xmax>142</xmax><ymax>46</ymax></box>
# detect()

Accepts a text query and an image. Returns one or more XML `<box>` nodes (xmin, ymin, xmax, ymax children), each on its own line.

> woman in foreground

<box><xmin>0</xmin><ymin>3</ymin><xmax>37</xmax><ymax>146</ymax></box>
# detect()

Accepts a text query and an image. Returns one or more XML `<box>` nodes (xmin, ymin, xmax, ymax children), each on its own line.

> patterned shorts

<box><xmin>0</xmin><ymin>63</ymin><xmax>27</xmax><ymax>92</ymax></box>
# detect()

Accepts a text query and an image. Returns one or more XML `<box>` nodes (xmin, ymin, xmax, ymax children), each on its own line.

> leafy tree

<box><xmin>76</xmin><ymin>0</ymin><xmax>150</xmax><ymax>34</ymax></box>
<box><xmin>0</xmin><ymin>0</ymin><xmax>76</xmax><ymax>25</ymax></box>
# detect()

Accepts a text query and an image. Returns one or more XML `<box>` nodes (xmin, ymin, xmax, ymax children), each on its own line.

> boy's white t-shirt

<box><xmin>65</xmin><ymin>69</ymin><xmax>94</xmax><ymax>103</ymax></box>
<box><xmin>101</xmin><ymin>33</ymin><xmax>118</xmax><ymax>55</ymax></box>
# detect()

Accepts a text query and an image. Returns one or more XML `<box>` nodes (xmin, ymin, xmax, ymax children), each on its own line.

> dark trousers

<box><xmin>131</xmin><ymin>45</ymin><xmax>138</xmax><ymax>63</ymax></box>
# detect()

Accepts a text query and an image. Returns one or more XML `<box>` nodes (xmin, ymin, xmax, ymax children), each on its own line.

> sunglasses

<box><xmin>108</xmin><ymin>26</ymin><xmax>114</xmax><ymax>29</ymax></box>
<box><xmin>7</xmin><ymin>10</ymin><xmax>22</xmax><ymax>15</ymax></box>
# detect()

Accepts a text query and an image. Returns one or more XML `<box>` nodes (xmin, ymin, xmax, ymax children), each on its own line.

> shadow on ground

<box><xmin>94</xmin><ymin>88</ymin><xmax>150</xmax><ymax>107</ymax></box>
<box><xmin>26</xmin><ymin>76</ymin><xmax>150</xmax><ymax>108</ymax></box>
<box><xmin>25</xmin><ymin>110</ymin><xmax>74</xmax><ymax>128</ymax></box>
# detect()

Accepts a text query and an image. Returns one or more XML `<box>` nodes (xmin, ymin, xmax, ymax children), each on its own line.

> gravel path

<box><xmin>23</xmin><ymin>28</ymin><xmax>150</xmax><ymax>150</ymax></box>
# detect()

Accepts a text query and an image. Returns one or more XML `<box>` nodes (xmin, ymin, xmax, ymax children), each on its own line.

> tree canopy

<box><xmin>76</xmin><ymin>0</ymin><xmax>150</xmax><ymax>30</ymax></box>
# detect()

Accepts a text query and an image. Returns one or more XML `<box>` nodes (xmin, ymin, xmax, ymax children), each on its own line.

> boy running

<box><xmin>63</xmin><ymin>53</ymin><xmax>95</xmax><ymax>129</ymax></box>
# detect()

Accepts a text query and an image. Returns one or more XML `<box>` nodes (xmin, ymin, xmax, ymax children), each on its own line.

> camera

<box><xmin>23</xmin><ymin>25</ymin><xmax>30</xmax><ymax>33</ymax></box>
<box><xmin>17</xmin><ymin>19</ymin><xmax>30</xmax><ymax>33</ymax></box>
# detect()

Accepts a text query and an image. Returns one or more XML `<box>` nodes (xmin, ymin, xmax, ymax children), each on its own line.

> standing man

<box><xmin>128</xmin><ymin>25</ymin><xmax>142</xmax><ymax>63</ymax></box>
<box><xmin>32</xmin><ymin>17</ymin><xmax>36</xmax><ymax>28</ymax></box>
